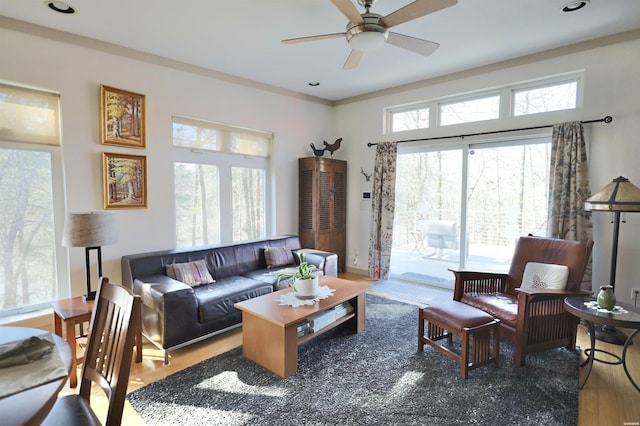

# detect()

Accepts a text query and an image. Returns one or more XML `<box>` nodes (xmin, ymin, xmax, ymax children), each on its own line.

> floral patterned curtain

<box><xmin>548</xmin><ymin>121</ymin><xmax>593</xmax><ymax>289</ymax></box>
<box><xmin>368</xmin><ymin>142</ymin><xmax>397</xmax><ymax>279</ymax></box>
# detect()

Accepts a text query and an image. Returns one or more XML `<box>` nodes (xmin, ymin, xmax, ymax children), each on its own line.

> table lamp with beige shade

<box><xmin>62</xmin><ymin>212</ymin><xmax>117</xmax><ymax>301</ymax></box>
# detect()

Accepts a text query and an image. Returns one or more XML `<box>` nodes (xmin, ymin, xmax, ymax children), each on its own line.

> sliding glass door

<box><xmin>390</xmin><ymin>137</ymin><xmax>551</xmax><ymax>287</ymax></box>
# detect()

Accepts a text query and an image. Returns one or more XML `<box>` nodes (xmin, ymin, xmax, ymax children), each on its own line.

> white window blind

<box><xmin>172</xmin><ymin>115</ymin><xmax>272</xmax><ymax>157</ymax></box>
<box><xmin>0</xmin><ymin>82</ymin><xmax>61</xmax><ymax>146</ymax></box>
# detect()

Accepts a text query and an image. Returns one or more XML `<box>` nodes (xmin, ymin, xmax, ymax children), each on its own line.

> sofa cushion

<box><xmin>520</xmin><ymin>262</ymin><xmax>569</xmax><ymax>290</ymax></box>
<box><xmin>264</xmin><ymin>246</ymin><xmax>294</xmax><ymax>269</ymax></box>
<box><xmin>194</xmin><ymin>276</ymin><xmax>272</xmax><ymax>323</ymax></box>
<box><xmin>166</xmin><ymin>259</ymin><xmax>214</xmax><ymax>287</ymax></box>
<box><xmin>460</xmin><ymin>293</ymin><xmax>518</xmax><ymax>328</ymax></box>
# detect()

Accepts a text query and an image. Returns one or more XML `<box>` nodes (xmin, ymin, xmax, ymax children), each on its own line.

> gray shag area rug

<box><xmin>127</xmin><ymin>295</ymin><xmax>578</xmax><ymax>426</ymax></box>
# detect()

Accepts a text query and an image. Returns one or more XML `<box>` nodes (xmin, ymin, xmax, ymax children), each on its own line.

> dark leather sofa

<box><xmin>121</xmin><ymin>235</ymin><xmax>338</xmax><ymax>364</ymax></box>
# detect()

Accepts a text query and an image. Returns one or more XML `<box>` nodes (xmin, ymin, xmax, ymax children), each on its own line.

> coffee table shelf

<box><xmin>235</xmin><ymin>276</ymin><xmax>370</xmax><ymax>378</ymax></box>
<box><xmin>298</xmin><ymin>312</ymin><xmax>356</xmax><ymax>344</ymax></box>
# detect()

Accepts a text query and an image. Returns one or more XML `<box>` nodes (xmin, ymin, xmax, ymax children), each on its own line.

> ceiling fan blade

<box><xmin>381</xmin><ymin>0</ymin><xmax>458</xmax><ymax>28</ymax></box>
<box><xmin>331</xmin><ymin>0</ymin><xmax>364</xmax><ymax>24</ymax></box>
<box><xmin>282</xmin><ymin>33</ymin><xmax>346</xmax><ymax>44</ymax></box>
<box><xmin>387</xmin><ymin>32</ymin><xmax>440</xmax><ymax>56</ymax></box>
<box><xmin>343</xmin><ymin>49</ymin><xmax>364</xmax><ymax>70</ymax></box>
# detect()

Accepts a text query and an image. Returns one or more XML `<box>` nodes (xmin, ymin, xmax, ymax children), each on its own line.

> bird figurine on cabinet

<box><xmin>323</xmin><ymin>137</ymin><xmax>342</xmax><ymax>157</ymax></box>
<box><xmin>310</xmin><ymin>143</ymin><xmax>325</xmax><ymax>157</ymax></box>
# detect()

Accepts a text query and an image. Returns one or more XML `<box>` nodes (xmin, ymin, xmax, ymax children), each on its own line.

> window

<box><xmin>0</xmin><ymin>82</ymin><xmax>67</xmax><ymax>317</ymax></box>
<box><xmin>232</xmin><ymin>167</ymin><xmax>265</xmax><ymax>241</ymax></box>
<box><xmin>390</xmin><ymin>107</ymin><xmax>430</xmax><ymax>132</ymax></box>
<box><xmin>391</xmin><ymin>137</ymin><xmax>551</xmax><ymax>287</ymax></box>
<box><xmin>513</xmin><ymin>80</ymin><xmax>578</xmax><ymax>116</ymax></box>
<box><xmin>439</xmin><ymin>95</ymin><xmax>500</xmax><ymax>126</ymax></box>
<box><xmin>172</xmin><ymin>116</ymin><xmax>272</xmax><ymax>247</ymax></box>
<box><xmin>386</xmin><ymin>73</ymin><xmax>582</xmax><ymax>133</ymax></box>
<box><xmin>174</xmin><ymin>162</ymin><xmax>220</xmax><ymax>247</ymax></box>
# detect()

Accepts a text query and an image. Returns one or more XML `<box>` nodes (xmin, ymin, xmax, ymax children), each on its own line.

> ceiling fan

<box><xmin>282</xmin><ymin>0</ymin><xmax>458</xmax><ymax>70</ymax></box>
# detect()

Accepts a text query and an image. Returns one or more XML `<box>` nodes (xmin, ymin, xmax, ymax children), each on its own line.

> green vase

<box><xmin>597</xmin><ymin>285</ymin><xmax>616</xmax><ymax>310</ymax></box>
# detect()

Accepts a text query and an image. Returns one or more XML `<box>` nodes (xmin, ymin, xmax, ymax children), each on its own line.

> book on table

<box><xmin>308</xmin><ymin>301</ymin><xmax>354</xmax><ymax>333</ymax></box>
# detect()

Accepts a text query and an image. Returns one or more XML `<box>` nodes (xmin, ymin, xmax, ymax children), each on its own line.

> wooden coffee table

<box><xmin>235</xmin><ymin>276</ymin><xmax>370</xmax><ymax>378</ymax></box>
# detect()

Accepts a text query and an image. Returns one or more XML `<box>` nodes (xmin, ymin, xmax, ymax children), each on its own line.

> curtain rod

<box><xmin>366</xmin><ymin>115</ymin><xmax>613</xmax><ymax>147</ymax></box>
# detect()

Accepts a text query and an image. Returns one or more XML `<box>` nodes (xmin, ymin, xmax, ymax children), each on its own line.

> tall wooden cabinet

<box><xmin>298</xmin><ymin>157</ymin><xmax>347</xmax><ymax>272</ymax></box>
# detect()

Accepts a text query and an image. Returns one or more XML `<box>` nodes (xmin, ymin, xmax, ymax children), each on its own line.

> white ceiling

<box><xmin>2</xmin><ymin>0</ymin><xmax>640</xmax><ymax>102</ymax></box>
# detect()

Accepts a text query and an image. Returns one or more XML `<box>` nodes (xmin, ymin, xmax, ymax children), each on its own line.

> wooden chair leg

<box><xmin>418</xmin><ymin>309</ymin><xmax>425</xmax><ymax>352</ymax></box>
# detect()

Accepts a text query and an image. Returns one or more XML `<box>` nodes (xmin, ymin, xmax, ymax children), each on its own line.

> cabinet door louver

<box><xmin>319</xmin><ymin>170</ymin><xmax>331</xmax><ymax>230</ymax></box>
<box><xmin>300</xmin><ymin>169</ymin><xmax>313</xmax><ymax>230</ymax></box>
<box><xmin>333</xmin><ymin>171</ymin><xmax>345</xmax><ymax>230</ymax></box>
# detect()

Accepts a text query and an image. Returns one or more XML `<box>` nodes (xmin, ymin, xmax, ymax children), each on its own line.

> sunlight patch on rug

<box><xmin>386</xmin><ymin>371</ymin><xmax>424</xmax><ymax>400</ymax></box>
<box><xmin>195</xmin><ymin>371</ymin><xmax>289</xmax><ymax>397</ymax></box>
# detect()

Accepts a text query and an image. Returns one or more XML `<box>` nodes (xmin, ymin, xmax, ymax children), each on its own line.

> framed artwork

<box><xmin>100</xmin><ymin>84</ymin><xmax>146</xmax><ymax>148</ymax></box>
<box><xmin>102</xmin><ymin>152</ymin><xmax>147</xmax><ymax>209</ymax></box>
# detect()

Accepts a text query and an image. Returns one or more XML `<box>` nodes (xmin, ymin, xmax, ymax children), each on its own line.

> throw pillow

<box><xmin>520</xmin><ymin>262</ymin><xmax>569</xmax><ymax>290</ymax></box>
<box><xmin>264</xmin><ymin>246</ymin><xmax>294</xmax><ymax>269</ymax></box>
<box><xmin>165</xmin><ymin>259</ymin><xmax>214</xmax><ymax>287</ymax></box>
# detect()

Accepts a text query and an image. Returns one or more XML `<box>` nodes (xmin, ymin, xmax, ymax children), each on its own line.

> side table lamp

<box><xmin>584</xmin><ymin>176</ymin><xmax>640</xmax><ymax>344</ymax></box>
<box><xmin>62</xmin><ymin>212</ymin><xmax>117</xmax><ymax>301</ymax></box>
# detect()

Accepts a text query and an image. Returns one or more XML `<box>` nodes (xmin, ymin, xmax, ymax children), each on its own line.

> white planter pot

<box><xmin>294</xmin><ymin>276</ymin><xmax>320</xmax><ymax>299</ymax></box>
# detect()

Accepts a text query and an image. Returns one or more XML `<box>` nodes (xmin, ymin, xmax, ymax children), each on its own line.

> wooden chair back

<box><xmin>79</xmin><ymin>277</ymin><xmax>140</xmax><ymax>425</ymax></box>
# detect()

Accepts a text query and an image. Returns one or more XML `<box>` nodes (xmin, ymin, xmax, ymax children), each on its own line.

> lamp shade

<box><xmin>62</xmin><ymin>212</ymin><xmax>117</xmax><ymax>247</ymax></box>
<box><xmin>584</xmin><ymin>176</ymin><xmax>640</xmax><ymax>212</ymax></box>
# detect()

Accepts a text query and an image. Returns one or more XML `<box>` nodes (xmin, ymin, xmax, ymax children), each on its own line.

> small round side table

<box><xmin>564</xmin><ymin>296</ymin><xmax>640</xmax><ymax>392</ymax></box>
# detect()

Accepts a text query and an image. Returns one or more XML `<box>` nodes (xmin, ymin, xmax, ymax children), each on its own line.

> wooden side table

<box><xmin>51</xmin><ymin>296</ymin><xmax>142</xmax><ymax>388</ymax></box>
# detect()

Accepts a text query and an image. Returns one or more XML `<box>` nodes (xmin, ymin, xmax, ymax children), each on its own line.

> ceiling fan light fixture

<box><xmin>346</xmin><ymin>15</ymin><xmax>388</xmax><ymax>52</ymax></box>
<box><xmin>349</xmin><ymin>31</ymin><xmax>386</xmax><ymax>52</ymax></box>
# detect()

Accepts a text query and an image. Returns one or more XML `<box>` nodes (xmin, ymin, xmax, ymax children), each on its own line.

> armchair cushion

<box><xmin>520</xmin><ymin>262</ymin><xmax>569</xmax><ymax>290</ymax></box>
<box><xmin>460</xmin><ymin>293</ymin><xmax>518</xmax><ymax>328</ymax></box>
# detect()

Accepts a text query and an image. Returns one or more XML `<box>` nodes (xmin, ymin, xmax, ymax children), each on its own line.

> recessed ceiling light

<box><xmin>47</xmin><ymin>1</ymin><xmax>75</xmax><ymax>14</ymax></box>
<box><xmin>308</xmin><ymin>82</ymin><xmax>320</xmax><ymax>87</ymax></box>
<box><xmin>562</xmin><ymin>0</ymin><xmax>589</xmax><ymax>12</ymax></box>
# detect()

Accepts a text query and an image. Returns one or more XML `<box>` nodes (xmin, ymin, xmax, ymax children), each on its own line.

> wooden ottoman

<box><xmin>418</xmin><ymin>300</ymin><xmax>500</xmax><ymax>379</ymax></box>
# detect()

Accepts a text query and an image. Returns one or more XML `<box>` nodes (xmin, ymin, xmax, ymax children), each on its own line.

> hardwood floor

<box><xmin>58</xmin><ymin>272</ymin><xmax>639</xmax><ymax>425</ymax></box>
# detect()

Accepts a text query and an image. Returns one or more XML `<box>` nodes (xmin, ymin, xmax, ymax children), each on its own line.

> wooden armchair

<box><xmin>451</xmin><ymin>236</ymin><xmax>593</xmax><ymax>366</ymax></box>
<box><xmin>43</xmin><ymin>277</ymin><xmax>141</xmax><ymax>426</ymax></box>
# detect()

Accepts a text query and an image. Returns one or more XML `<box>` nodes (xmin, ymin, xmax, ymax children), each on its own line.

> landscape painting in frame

<box><xmin>103</xmin><ymin>152</ymin><xmax>147</xmax><ymax>209</ymax></box>
<box><xmin>100</xmin><ymin>84</ymin><xmax>146</xmax><ymax>148</ymax></box>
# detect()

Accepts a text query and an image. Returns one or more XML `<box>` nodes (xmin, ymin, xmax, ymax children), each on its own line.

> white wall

<box><xmin>0</xmin><ymin>26</ymin><xmax>333</xmax><ymax>297</ymax></box>
<box><xmin>335</xmin><ymin>35</ymin><xmax>640</xmax><ymax>303</ymax></box>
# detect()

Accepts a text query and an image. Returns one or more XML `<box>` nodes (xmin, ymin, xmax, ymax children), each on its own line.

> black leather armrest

<box><xmin>133</xmin><ymin>275</ymin><xmax>199</xmax><ymax>349</ymax></box>
<box><xmin>294</xmin><ymin>249</ymin><xmax>338</xmax><ymax>277</ymax></box>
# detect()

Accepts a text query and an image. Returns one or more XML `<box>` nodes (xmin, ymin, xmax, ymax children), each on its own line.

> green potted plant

<box><xmin>277</xmin><ymin>253</ymin><xmax>319</xmax><ymax>299</ymax></box>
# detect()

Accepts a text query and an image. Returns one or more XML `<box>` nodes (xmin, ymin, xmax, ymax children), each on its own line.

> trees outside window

<box><xmin>392</xmin><ymin>138</ymin><xmax>550</xmax><ymax>287</ymax></box>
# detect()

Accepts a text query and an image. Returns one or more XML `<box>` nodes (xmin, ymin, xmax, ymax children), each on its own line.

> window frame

<box><xmin>438</xmin><ymin>92</ymin><xmax>502</xmax><ymax>127</ymax></box>
<box><xmin>511</xmin><ymin>76</ymin><xmax>582</xmax><ymax>117</ymax></box>
<box><xmin>172</xmin><ymin>116</ymin><xmax>273</xmax><ymax>245</ymax></box>
<box><xmin>384</xmin><ymin>73</ymin><xmax>583</xmax><ymax>134</ymax></box>
<box><xmin>391</xmin><ymin>134</ymin><xmax>552</xmax><ymax>286</ymax></box>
